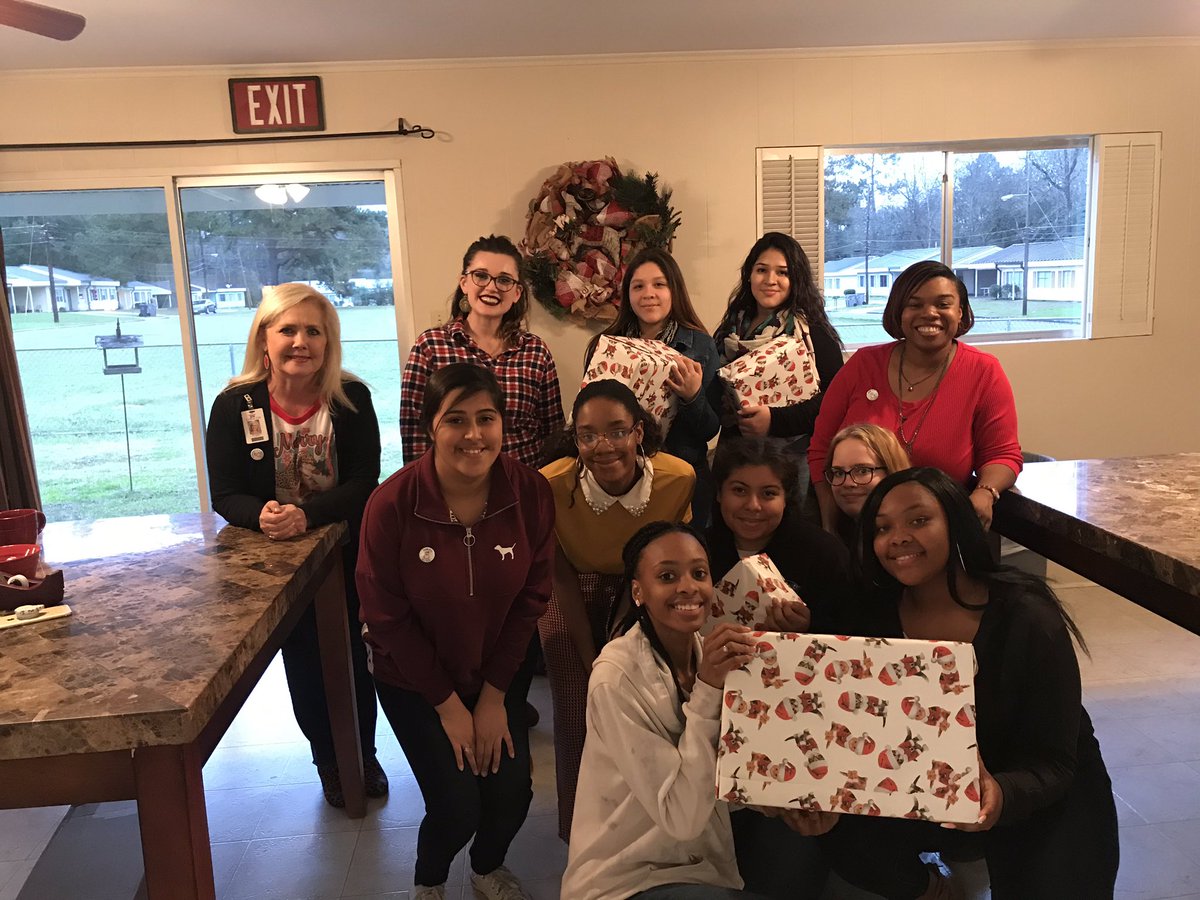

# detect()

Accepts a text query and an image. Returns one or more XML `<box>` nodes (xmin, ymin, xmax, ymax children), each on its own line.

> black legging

<box><xmin>819</xmin><ymin>756</ymin><xmax>1119</xmax><ymax>899</ymax></box>
<box><xmin>280</xmin><ymin>566</ymin><xmax>377</xmax><ymax>767</ymax></box>
<box><xmin>375</xmin><ymin>677</ymin><xmax>533</xmax><ymax>887</ymax></box>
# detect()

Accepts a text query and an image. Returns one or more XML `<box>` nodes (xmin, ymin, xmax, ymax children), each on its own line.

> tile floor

<box><xmin>2</xmin><ymin>561</ymin><xmax>1199</xmax><ymax>899</ymax></box>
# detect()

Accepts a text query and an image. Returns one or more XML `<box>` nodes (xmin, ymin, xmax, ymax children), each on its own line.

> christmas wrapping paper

<box><xmin>705</xmin><ymin>554</ymin><xmax>801</xmax><ymax>632</ymax></box>
<box><xmin>582</xmin><ymin>335</ymin><xmax>680</xmax><ymax>431</ymax></box>
<box><xmin>718</xmin><ymin>334</ymin><xmax>820</xmax><ymax>409</ymax></box>
<box><xmin>716</xmin><ymin>633</ymin><xmax>981</xmax><ymax>824</ymax></box>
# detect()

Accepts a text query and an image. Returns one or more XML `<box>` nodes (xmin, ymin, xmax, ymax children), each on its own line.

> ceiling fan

<box><xmin>0</xmin><ymin>0</ymin><xmax>85</xmax><ymax>40</ymax></box>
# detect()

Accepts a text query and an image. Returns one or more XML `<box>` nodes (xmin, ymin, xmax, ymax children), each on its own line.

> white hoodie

<box><xmin>561</xmin><ymin>624</ymin><xmax>743</xmax><ymax>900</ymax></box>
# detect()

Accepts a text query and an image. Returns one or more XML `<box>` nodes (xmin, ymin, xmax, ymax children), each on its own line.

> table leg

<box><xmin>314</xmin><ymin>553</ymin><xmax>366</xmax><ymax>817</ymax></box>
<box><xmin>133</xmin><ymin>744</ymin><xmax>215</xmax><ymax>900</ymax></box>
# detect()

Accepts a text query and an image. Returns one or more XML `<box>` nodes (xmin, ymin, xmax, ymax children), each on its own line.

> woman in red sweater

<box><xmin>357</xmin><ymin>363</ymin><xmax>555</xmax><ymax>900</ymax></box>
<box><xmin>809</xmin><ymin>261</ymin><xmax>1022</xmax><ymax>530</ymax></box>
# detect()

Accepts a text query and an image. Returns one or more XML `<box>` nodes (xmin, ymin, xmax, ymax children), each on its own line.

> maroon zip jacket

<box><xmin>356</xmin><ymin>450</ymin><xmax>555</xmax><ymax>706</ymax></box>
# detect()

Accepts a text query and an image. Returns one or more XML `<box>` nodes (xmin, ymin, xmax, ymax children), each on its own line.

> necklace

<box><xmin>447</xmin><ymin>500</ymin><xmax>487</xmax><ymax>528</ymax></box>
<box><xmin>896</xmin><ymin>343</ymin><xmax>952</xmax><ymax>452</ymax></box>
<box><xmin>898</xmin><ymin>344</ymin><xmax>940</xmax><ymax>392</ymax></box>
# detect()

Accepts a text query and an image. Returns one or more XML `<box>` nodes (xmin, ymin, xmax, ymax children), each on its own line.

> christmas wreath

<box><xmin>520</xmin><ymin>157</ymin><xmax>681</xmax><ymax>323</ymax></box>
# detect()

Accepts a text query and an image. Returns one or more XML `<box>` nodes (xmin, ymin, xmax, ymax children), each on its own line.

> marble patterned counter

<box><xmin>0</xmin><ymin>512</ymin><xmax>361</xmax><ymax>899</ymax></box>
<box><xmin>993</xmin><ymin>453</ymin><xmax>1200</xmax><ymax>634</ymax></box>
<box><xmin>0</xmin><ymin>513</ymin><xmax>344</xmax><ymax>759</ymax></box>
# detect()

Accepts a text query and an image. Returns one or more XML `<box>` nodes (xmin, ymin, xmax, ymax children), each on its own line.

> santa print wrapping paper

<box><xmin>705</xmin><ymin>554</ymin><xmax>800</xmax><ymax>632</ymax></box>
<box><xmin>716</xmin><ymin>633</ymin><xmax>981</xmax><ymax>824</ymax></box>
<box><xmin>582</xmin><ymin>335</ymin><xmax>680</xmax><ymax>431</ymax></box>
<box><xmin>718</xmin><ymin>334</ymin><xmax>820</xmax><ymax>409</ymax></box>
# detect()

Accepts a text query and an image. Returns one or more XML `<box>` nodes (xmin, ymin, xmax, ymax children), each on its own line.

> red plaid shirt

<box><xmin>400</xmin><ymin>319</ymin><xmax>565</xmax><ymax>467</ymax></box>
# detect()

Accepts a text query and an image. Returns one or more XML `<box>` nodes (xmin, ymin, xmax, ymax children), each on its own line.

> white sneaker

<box><xmin>412</xmin><ymin>885</ymin><xmax>446</xmax><ymax>900</ymax></box>
<box><xmin>471</xmin><ymin>865</ymin><xmax>528</xmax><ymax>900</ymax></box>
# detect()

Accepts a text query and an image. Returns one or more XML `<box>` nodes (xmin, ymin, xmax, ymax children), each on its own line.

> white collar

<box><xmin>580</xmin><ymin>456</ymin><xmax>655</xmax><ymax>516</ymax></box>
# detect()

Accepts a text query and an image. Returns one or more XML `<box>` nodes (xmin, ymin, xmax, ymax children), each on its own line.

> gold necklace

<box><xmin>896</xmin><ymin>344</ymin><xmax>952</xmax><ymax>453</ymax></box>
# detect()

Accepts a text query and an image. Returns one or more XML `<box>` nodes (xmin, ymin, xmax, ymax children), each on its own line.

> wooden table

<box><xmin>0</xmin><ymin>514</ymin><xmax>366</xmax><ymax>899</ymax></box>
<box><xmin>993</xmin><ymin>453</ymin><xmax>1200</xmax><ymax>635</ymax></box>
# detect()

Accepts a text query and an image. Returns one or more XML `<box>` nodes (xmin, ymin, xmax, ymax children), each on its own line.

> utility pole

<box><xmin>1021</xmin><ymin>156</ymin><xmax>1031</xmax><ymax>318</ymax></box>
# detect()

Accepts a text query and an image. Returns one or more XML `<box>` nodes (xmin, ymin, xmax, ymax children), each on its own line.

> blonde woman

<box><xmin>822</xmin><ymin>423</ymin><xmax>911</xmax><ymax>545</ymax></box>
<box><xmin>206</xmin><ymin>282</ymin><xmax>386</xmax><ymax>808</ymax></box>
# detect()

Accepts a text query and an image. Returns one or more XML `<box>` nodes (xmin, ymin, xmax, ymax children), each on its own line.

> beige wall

<box><xmin>2</xmin><ymin>41</ymin><xmax>1197</xmax><ymax>461</ymax></box>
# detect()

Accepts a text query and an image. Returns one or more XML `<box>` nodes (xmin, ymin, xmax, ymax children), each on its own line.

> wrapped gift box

<box><xmin>716</xmin><ymin>633</ymin><xmax>981</xmax><ymax>824</ymax></box>
<box><xmin>582</xmin><ymin>335</ymin><xmax>680</xmax><ymax>431</ymax></box>
<box><xmin>707</xmin><ymin>553</ymin><xmax>801</xmax><ymax>632</ymax></box>
<box><xmin>718</xmin><ymin>334</ymin><xmax>820</xmax><ymax>409</ymax></box>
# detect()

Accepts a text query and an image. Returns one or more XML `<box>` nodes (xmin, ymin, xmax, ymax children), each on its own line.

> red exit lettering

<box><xmin>229</xmin><ymin>77</ymin><xmax>325</xmax><ymax>134</ymax></box>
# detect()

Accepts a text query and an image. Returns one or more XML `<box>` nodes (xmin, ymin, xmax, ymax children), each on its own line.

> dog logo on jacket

<box><xmin>495</xmin><ymin>544</ymin><xmax>515</xmax><ymax>561</ymax></box>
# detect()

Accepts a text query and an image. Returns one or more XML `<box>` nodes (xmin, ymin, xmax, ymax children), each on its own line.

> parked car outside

<box><xmin>192</xmin><ymin>297</ymin><xmax>217</xmax><ymax>315</ymax></box>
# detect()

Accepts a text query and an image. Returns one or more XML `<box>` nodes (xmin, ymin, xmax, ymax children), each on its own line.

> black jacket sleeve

<box><xmin>768</xmin><ymin>326</ymin><xmax>845</xmax><ymax>440</ymax></box>
<box><xmin>206</xmin><ymin>383</ymin><xmax>276</xmax><ymax>529</ymax></box>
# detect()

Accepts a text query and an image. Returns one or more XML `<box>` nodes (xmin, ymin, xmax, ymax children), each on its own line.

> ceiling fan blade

<box><xmin>0</xmin><ymin>0</ymin><xmax>86</xmax><ymax>40</ymax></box>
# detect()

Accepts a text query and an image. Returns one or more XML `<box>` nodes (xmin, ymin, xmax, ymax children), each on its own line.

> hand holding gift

<box><xmin>583</xmin><ymin>335</ymin><xmax>682</xmax><ymax>432</ymax></box>
<box><xmin>708</xmin><ymin>553</ymin><xmax>807</xmax><ymax>633</ymax></box>
<box><xmin>718</xmin><ymin>333</ymin><xmax>820</xmax><ymax>410</ymax></box>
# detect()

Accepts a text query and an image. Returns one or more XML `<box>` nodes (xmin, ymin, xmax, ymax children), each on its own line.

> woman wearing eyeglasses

<box><xmin>822</xmin><ymin>424</ymin><xmax>911</xmax><ymax>546</ymax></box>
<box><xmin>539</xmin><ymin>379</ymin><xmax>696</xmax><ymax>841</ymax></box>
<box><xmin>400</xmin><ymin>234</ymin><xmax>565</xmax><ymax>469</ymax></box>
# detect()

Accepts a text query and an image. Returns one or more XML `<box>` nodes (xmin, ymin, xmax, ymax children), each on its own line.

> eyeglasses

<box><xmin>574</xmin><ymin>428</ymin><xmax>633</xmax><ymax>450</ymax></box>
<box><xmin>825</xmin><ymin>465</ymin><xmax>887</xmax><ymax>486</ymax></box>
<box><xmin>466</xmin><ymin>269</ymin><xmax>520</xmax><ymax>292</ymax></box>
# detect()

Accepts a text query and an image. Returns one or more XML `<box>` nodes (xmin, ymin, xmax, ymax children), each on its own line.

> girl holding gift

<box><xmin>710</xmin><ymin>233</ymin><xmax>845</xmax><ymax>505</ymax></box>
<box><xmin>539</xmin><ymin>380</ymin><xmax>695</xmax><ymax>841</ymax></box>
<box><xmin>584</xmin><ymin>248</ymin><xmax>721</xmax><ymax>527</ymax></box>
<box><xmin>823</xmin><ymin>467</ymin><xmax>1118</xmax><ymax>900</ymax></box>
<box><xmin>357</xmin><ymin>364</ymin><xmax>556</xmax><ymax>900</ymax></box>
<box><xmin>705</xmin><ymin>437</ymin><xmax>853</xmax><ymax>900</ymax></box>
<box><xmin>562</xmin><ymin>520</ymin><xmax>774</xmax><ymax>900</ymax></box>
<box><xmin>820</xmin><ymin>423</ymin><xmax>911</xmax><ymax>545</ymax></box>
<box><xmin>808</xmin><ymin>261</ymin><xmax>1022</xmax><ymax>531</ymax></box>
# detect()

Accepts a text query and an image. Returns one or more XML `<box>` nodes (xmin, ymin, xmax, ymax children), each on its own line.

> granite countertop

<box><xmin>0</xmin><ymin>513</ymin><xmax>345</xmax><ymax>761</ymax></box>
<box><xmin>998</xmin><ymin>452</ymin><xmax>1200</xmax><ymax>597</ymax></box>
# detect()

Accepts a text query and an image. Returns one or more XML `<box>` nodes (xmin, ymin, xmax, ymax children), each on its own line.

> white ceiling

<box><xmin>2</xmin><ymin>0</ymin><xmax>1197</xmax><ymax>71</ymax></box>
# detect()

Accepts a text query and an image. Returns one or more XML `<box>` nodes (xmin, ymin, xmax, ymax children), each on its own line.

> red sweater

<box><xmin>808</xmin><ymin>341</ymin><xmax>1023</xmax><ymax>486</ymax></box>
<box><xmin>355</xmin><ymin>451</ymin><xmax>555</xmax><ymax>705</ymax></box>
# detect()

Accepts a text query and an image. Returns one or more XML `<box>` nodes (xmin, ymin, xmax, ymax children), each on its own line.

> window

<box><xmin>758</xmin><ymin>134</ymin><xmax>1160</xmax><ymax>347</ymax></box>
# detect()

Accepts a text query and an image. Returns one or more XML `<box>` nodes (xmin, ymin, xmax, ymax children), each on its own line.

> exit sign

<box><xmin>228</xmin><ymin>76</ymin><xmax>325</xmax><ymax>134</ymax></box>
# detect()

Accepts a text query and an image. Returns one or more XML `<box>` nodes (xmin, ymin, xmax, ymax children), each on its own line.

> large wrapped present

<box><xmin>582</xmin><ymin>335</ymin><xmax>680</xmax><ymax>431</ymax></box>
<box><xmin>707</xmin><ymin>553</ymin><xmax>802</xmax><ymax>632</ymax></box>
<box><xmin>716</xmin><ymin>633</ymin><xmax>981</xmax><ymax>824</ymax></box>
<box><xmin>718</xmin><ymin>334</ymin><xmax>819</xmax><ymax>409</ymax></box>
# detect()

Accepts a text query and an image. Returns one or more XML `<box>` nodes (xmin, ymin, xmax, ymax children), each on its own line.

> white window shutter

<box><xmin>1088</xmin><ymin>133</ymin><xmax>1160</xmax><ymax>338</ymax></box>
<box><xmin>757</xmin><ymin>147</ymin><xmax>824</xmax><ymax>280</ymax></box>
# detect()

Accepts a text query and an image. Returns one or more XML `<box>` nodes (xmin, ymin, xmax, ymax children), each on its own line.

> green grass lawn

<box><xmin>13</xmin><ymin>307</ymin><xmax>406</xmax><ymax>524</ymax></box>
<box><xmin>828</xmin><ymin>298</ymin><xmax>1083</xmax><ymax>345</ymax></box>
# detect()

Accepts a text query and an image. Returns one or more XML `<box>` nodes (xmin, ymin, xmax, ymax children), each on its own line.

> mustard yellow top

<box><xmin>539</xmin><ymin>452</ymin><xmax>696</xmax><ymax>575</ymax></box>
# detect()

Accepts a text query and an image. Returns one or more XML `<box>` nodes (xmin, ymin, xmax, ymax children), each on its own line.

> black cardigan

<box><xmin>849</xmin><ymin>581</ymin><xmax>1110</xmax><ymax>827</ymax></box>
<box><xmin>205</xmin><ymin>379</ymin><xmax>381</xmax><ymax>543</ymax></box>
<box><xmin>706</xmin><ymin>509</ymin><xmax>854</xmax><ymax>634</ymax></box>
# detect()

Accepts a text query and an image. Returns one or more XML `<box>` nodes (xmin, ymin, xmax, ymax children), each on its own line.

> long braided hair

<box><xmin>610</xmin><ymin>520</ymin><xmax>710</xmax><ymax>704</ymax></box>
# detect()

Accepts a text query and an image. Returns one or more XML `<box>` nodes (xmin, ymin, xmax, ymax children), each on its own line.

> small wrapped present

<box><xmin>718</xmin><ymin>334</ymin><xmax>820</xmax><ymax>409</ymax></box>
<box><xmin>582</xmin><ymin>335</ymin><xmax>680</xmax><ymax>431</ymax></box>
<box><xmin>716</xmin><ymin>633</ymin><xmax>981</xmax><ymax>824</ymax></box>
<box><xmin>707</xmin><ymin>553</ymin><xmax>802</xmax><ymax>631</ymax></box>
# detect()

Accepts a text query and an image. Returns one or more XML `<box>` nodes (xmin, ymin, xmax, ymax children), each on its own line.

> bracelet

<box><xmin>973</xmin><ymin>485</ymin><xmax>1001</xmax><ymax>503</ymax></box>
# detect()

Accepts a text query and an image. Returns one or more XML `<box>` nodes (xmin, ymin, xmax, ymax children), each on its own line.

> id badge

<box><xmin>241</xmin><ymin>408</ymin><xmax>269</xmax><ymax>444</ymax></box>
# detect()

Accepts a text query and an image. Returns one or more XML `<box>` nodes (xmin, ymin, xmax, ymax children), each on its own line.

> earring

<box><xmin>458</xmin><ymin>297</ymin><xmax>471</xmax><ymax>313</ymax></box>
<box><xmin>263</xmin><ymin>351</ymin><xmax>271</xmax><ymax>371</ymax></box>
<box><xmin>636</xmin><ymin>442</ymin><xmax>647</xmax><ymax>464</ymax></box>
<box><xmin>956</xmin><ymin>542</ymin><xmax>966</xmax><ymax>570</ymax></box>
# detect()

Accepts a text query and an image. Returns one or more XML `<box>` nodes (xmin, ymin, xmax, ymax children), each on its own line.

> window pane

<box><xmin>1</xmin><ymin>188</ymin><xmax>199</xmax><ymax>520</ymax></box>
<box><xmin>952</xmin><ymin>146</ymin><xmax>1088</xmax><ymax>339</ymax></box>
<box><xmin>823</xmin><ymin>151</ymin><xmax>944</xmax><ymax>346</ymax></box>
<box><xmin>178</xmin><ymin>180</ymin><xmax>403</xmax><ymax>477</ymax></box>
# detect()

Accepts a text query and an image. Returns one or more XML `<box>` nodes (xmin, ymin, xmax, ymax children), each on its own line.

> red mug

<box><xmin>0</xmin><ymin>509</ymin><xmax>46</xmax><ymax>546</ymax></box>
